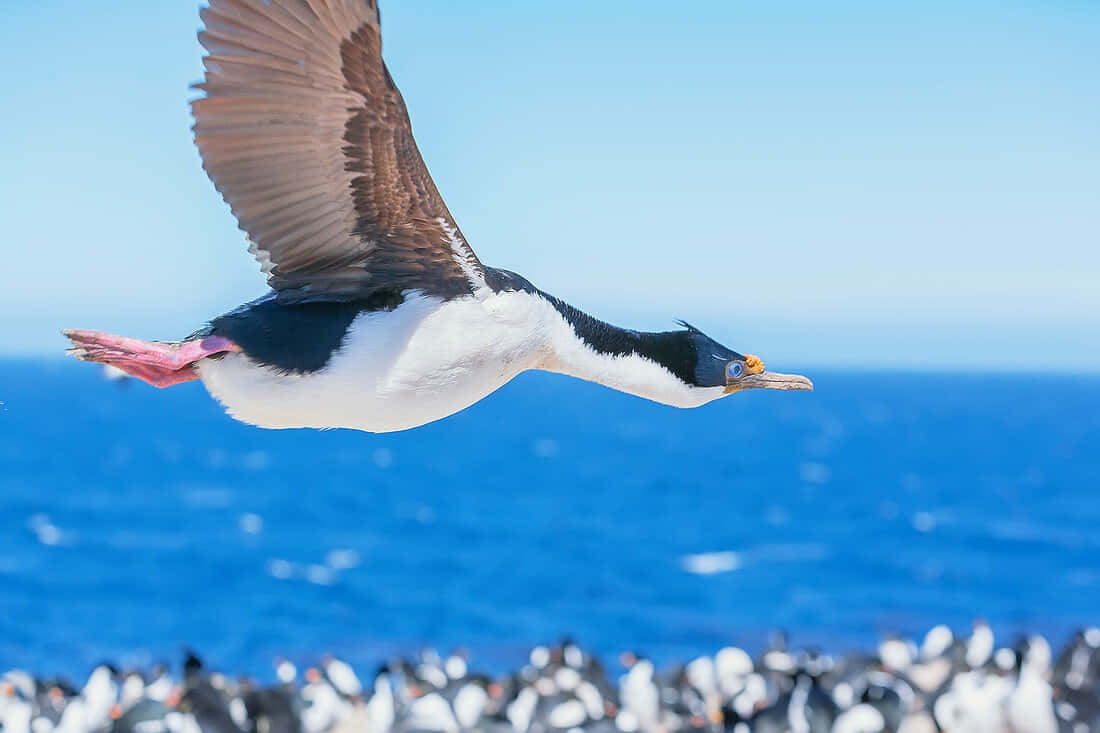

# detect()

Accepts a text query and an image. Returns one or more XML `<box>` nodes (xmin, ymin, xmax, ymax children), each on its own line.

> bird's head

<box><xmin>675</xmin><ymin>321</ymin><xmax>813</xmax><ymax>399</ymax></box>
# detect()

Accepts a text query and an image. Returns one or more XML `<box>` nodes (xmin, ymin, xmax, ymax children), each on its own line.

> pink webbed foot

<box><xmin>62</xmin><ymin>329</ymin><xmax>240</xmax><ymax>388</ymax></box>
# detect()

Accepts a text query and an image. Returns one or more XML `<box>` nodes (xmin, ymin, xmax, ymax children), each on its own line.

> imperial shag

<box><xmin>64</xmin><ymin>0</ymin><xmax>812</xmax><ymax>434</ymax></box>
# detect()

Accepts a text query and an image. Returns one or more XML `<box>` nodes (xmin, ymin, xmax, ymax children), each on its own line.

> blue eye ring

<box><xmin>728</xmin><ymin>361</ymin><xmax>744</xmax><ymax>378</ymax></box>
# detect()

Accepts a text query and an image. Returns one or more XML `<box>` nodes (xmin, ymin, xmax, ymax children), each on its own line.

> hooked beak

<box><xmin>726</xmin><ymin>370</ymin><xmax>814</xmax><ymax>394</ymax></box>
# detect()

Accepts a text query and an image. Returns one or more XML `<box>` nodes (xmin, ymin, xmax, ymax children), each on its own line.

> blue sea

<box><xmin>1</xmin><ymin>360</ymin><xmax>1098</xmax><ymax>679</ymax></box>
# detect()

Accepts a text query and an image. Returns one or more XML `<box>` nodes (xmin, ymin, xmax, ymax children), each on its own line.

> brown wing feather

<box><xmin>192</xmin><ymin>0</ymin><xmax>483</xmax><ymax>302</ymax></box>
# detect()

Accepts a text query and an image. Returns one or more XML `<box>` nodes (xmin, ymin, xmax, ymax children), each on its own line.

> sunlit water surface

<box><xmin>1</xmin><ymin>360</ymin><xmax>1098</xmax><ymax>678</ymax></box>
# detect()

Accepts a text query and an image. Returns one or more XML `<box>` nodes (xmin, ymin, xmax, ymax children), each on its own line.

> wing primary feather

<box><xmin>193</xmin><ymin>0</ymin><xmax>484</xmax><ymax>301</ymax></box>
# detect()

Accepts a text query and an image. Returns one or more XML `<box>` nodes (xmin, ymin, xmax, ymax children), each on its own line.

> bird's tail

<box><xmin>62</xmin><ymin>329</ymin><xmax>239</xmax><ymax>388</ymax></box>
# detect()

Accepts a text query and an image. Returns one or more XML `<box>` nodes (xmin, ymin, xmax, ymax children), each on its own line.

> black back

<box><xmin>243</xmin><ymin>688</ymin><xmax>302</xmax><ymax>733</ymax></box>
<box><xmin>201</xmin><ymin>291</ymin><xmax>401</xmax><ymax>373</ymax></box>
<box><xmin>180</xmin><ymin>682</ymin><xmax>243</xmax><ymax>733</ymax></box>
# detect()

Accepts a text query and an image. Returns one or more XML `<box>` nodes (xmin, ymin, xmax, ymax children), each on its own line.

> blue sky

<box><xmin>2</xmin><ymin>1</ymin><xmax>1098</xmax><ymax>370</ymax></box>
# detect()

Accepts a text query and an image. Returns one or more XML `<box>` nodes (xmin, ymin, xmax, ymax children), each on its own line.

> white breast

<box><xmin>195</xmin><ymin>290</ymin><xmax>554</xmax><ymax>433</ymax></box>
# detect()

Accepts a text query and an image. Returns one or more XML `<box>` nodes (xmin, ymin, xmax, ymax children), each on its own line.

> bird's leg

<box><xmin>62</xmin><ymin>330</ymin><xmax>240</xmax><ymax>388</ymax></box>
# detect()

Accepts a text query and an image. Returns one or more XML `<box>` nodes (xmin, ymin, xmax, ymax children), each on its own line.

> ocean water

<box><xmin>1</xmin><ymin>359</ymin><xmax>1098</xmax><ymax>679</ymax></box>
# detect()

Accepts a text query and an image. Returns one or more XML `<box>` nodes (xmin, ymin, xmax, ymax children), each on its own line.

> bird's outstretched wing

<box><xmin>192</xmin><ymin>0</ymin><xmax>485</xmax><ymax>303</ymax></box>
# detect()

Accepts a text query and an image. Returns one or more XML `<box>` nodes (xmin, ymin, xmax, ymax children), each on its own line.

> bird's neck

<box><xmin>534</xmin><ymin>293</ymin><xmax>710</xmax><ymax>408</ymax></box>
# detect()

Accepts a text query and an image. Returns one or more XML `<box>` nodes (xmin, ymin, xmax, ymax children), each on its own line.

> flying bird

<box><xmin>64</xmin><ymin>0</ymin><xmax>812</xmax><ymax>433</ymax></box>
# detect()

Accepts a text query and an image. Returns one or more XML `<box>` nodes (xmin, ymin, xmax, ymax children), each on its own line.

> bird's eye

<box><xmin>728</xmin><ymin>361</ymin><xmax>744</xmax><ymax>379</ymax></box>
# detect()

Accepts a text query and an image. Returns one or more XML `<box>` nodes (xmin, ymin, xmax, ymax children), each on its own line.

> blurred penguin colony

<box><xmin>2</xmin><ymin>624</ymin><xmax>1098</xmax><ymax>733</ymax></box>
